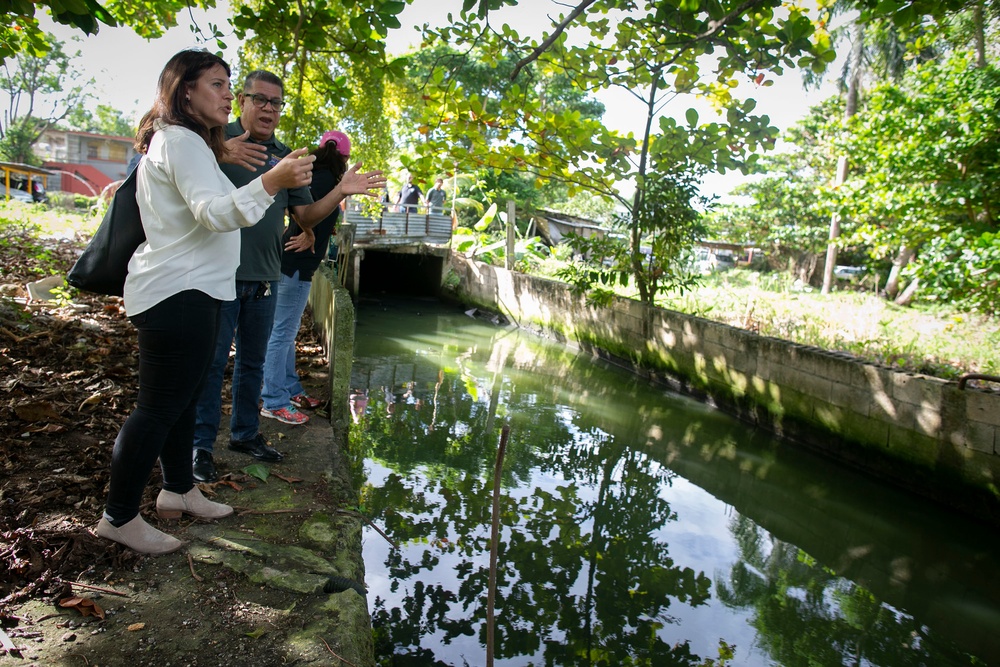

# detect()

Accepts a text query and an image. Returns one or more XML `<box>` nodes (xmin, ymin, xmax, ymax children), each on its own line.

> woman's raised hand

<box><xmin>261</xmin><ymin>148</ymin><xmax>315</xmax><ymax>195</ymax></box>
<box><xmin>339</xmin><ymin>163</ymin><xmax>388</xmax><ymax>197</ymax></box>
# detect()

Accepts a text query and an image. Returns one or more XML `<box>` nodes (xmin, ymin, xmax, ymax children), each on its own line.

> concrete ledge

<box><xmin>310</xmin><ymin>262</ymin><xmax>355</xmax><ymax>428</ymax></box>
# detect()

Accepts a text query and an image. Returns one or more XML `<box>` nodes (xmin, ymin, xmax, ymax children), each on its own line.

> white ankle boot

<box><xmin>156</xmin><ymin>486</ymin><xmax>233</xmax><ymax>521</ymax></box>
<box><xmin>96</xmin><ymin>515</ymin><xmax>183</xmax><ymax>554</ymax></box>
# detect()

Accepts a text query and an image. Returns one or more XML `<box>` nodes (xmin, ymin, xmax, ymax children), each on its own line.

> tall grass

<box><xmin>0</xmin><ymin>200</ymin><xmax>98</xmax><ymax>280</ymax></box>
<box><xmin>0</xmin><ymin>199</ymin><xmax>99</xmax><ymax>240</ymax></box>
<box><xmin>532</xmin><ymin>256</ymin><xmax>997</xmax><ymax>379</ymax></box>
<box><xmin>656</xmin><ymin>270</ymin><xmax>999</xmax><ymax>379</ymax></box>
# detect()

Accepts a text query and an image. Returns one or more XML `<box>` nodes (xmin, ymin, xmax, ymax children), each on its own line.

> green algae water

<box><xmin>350</xmin><ymin>298</ymin><xmax>1000</xmax><ymax>666</ymax></box>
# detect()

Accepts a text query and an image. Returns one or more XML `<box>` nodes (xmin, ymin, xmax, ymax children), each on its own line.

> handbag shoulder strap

<box><xmin>117</xmin><ymin>157</ymin><xmax>140</xmax><ymax>199</ymax></box>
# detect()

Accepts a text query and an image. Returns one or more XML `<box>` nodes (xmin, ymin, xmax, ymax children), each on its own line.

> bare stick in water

<box><xmin>486</xmin><ymin>423</ymin><xmax>510</xmax><ymax>667</ymax></box>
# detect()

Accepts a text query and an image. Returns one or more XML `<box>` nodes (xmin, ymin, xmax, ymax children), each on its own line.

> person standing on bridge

<box><xmin>425</xmin><ymin>177</ymin><xmax>446</xmax><ymax>214</ymax></box>
<box><xmin>396</xmin><ymin>173</ymin><xmax>422</xmax><ymax>212</ymax></box>
<box><xmin>191</xmin><ymin>70</ymin><xmax>387</xmax><ymax>484</ymax></box>
<box><xmin>260</xmin><ymin>130</ymin><xmax>352</xmax><ymax>425</ymax></box>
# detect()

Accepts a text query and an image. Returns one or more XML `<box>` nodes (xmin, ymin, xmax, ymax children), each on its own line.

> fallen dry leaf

<box><xmin>272</xmin><ymin>472</ymin><xmax>303</xmax><ymax>484</ymax></box>
<box><xmin>213</xmin><ymin>479</ymin><xmax>244</xmax><ymax>492</ymax></box>
<box><xmin>14</xmin><ymin>401</ymin><xmax>68</xmax><ymax>424</ymax></box>
<box><xmin>78</xmin><ymin>393</ymin><xmax>106</xmax><ymax>410</ymax></box>
<box><xmin>59</xmin><ymin>596</ymin><xmax>105</xmax><ymax>619</ymax></box>
<box><xmin>29</xmin><ymin>423</ymin><xmax>67</xmax><ymax>434</ymax></box>
<box><xmin>127</xmin><ymin>623</ymin><xmax>145</xmax><ymax>632</ymax></box>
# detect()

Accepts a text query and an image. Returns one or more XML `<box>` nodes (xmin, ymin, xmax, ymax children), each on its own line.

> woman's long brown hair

<box><xmin>134</xmin><ymin>49</ymin><xmax>231</xmax><ymax>160</ymax></box>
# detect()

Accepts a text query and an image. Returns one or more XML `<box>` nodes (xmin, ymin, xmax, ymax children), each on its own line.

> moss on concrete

<box><xmin>288</xmin><ymin>591</ymin><xmax>373</xmax><ymax>665</ymax></box>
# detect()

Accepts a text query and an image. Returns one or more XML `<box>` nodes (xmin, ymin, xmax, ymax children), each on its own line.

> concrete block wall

<box><xmin>310</xmin><ymin>263</ymin><xmax>356</xmax><ymax>429</ymax></box>
<box><xmin>447</xmin><ymin>255</ymin><xmax>1000</xmax><ymax>522</ymax></box>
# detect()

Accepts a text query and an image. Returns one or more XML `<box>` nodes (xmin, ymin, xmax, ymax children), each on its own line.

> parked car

<box><xmin>834</xmin><ymin>265</ymin><xmax>864</xmax><ymax>281</ymax></box>
<box><xmin>5</xmin><ymin>176</ymin><xmax>47</xmax><ymax>204</ymax></box>
<box><xmin>693</xmin><ymin>248</ymin><xmax>734</xmax><ymax>274</ymax></box>
<box><xmin>714</xmin><ymin>252</ymin><xmax>736</xmax><ymax>270</ymax></box>
<box><xmin>4</xmin><ymin>188</ymin><xmax>34</xmax><ymax>204</ymax></box>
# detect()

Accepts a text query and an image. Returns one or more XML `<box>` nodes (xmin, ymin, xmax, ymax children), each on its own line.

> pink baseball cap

<box><xmin>319</xmin><ymin>130</ymin><xmax>351</xmax><ymax>156</ymax></box>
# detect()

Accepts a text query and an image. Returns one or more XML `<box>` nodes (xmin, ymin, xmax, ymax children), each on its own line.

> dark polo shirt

<box><xmin>221</xmin><ymin>120</ymin><xmax>312</xmax><ymax>282</ymax></box>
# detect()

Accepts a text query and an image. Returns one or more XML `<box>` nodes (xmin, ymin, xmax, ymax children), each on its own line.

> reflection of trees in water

<box><xmin>716</xmin><ymin>515</ymin><xmax>975</xmax><ymax>666</ymax></box>
<box><xmin>351</xmin><ymin>310</ymin><xmax>994</xmax><ymax>666</ymax></box>
<box><xmin>359</xmin><ymin>333</ymin><xmax>725</xmax><ymax>665</ymax></box>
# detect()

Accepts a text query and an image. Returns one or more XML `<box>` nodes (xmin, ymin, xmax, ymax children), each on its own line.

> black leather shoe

<box><xmin>193</xmin><ymin>448</ymin><xmax>218</xmax><ymax>483</ymax></box>
<box><xmin>228</xmin><ymin>433</ymin><xmax>284</xmax><ymax>462</ymax></box>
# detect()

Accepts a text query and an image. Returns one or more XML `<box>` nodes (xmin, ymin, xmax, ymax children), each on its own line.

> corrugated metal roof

<box><xmin>0</xmin><ymin>162</ymin><xmax>55</xmax><ymax>177</ymax></box>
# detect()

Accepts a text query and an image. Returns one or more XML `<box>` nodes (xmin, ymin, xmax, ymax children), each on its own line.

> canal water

<box><xmin>349</xmin><ymin>297</ymin><xmax>1000</xmax><ymax>666</ymax></box>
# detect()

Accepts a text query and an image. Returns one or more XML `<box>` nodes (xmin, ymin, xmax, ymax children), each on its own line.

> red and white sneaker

<box><xmin>260</xmin><ymin>405</ymin><xmax>309</xmax><ymax>425</ymax></box>
<box><xmin>290</xmin><ymin>393</ymin><xmax>322</xmax><ymax>410</ymax></box>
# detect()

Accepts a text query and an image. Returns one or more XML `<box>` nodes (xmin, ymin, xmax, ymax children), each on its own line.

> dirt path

<box><xmin>1</xmin><ymin>231</ymin><xmax>372</xmax><ymax>665</ymax></box>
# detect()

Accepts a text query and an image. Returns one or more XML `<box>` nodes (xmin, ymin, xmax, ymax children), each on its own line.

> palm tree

<box><xmin>816</xmin><ymin>3</ymin><xmax>940</xmax><ymax>295</ymax></box>
<box><xmin>820</xmin><ymin>19</ymin><xmax>865</xmax><ymax>295</ymax></box>
<box><xmin>816</xmin><ymin>1</ymin><xmax>1000</xmax><ymax>302</ymax></box>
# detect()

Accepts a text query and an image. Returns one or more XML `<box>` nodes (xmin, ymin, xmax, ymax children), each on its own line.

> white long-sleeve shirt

<box><xmin>123</xmin><ymin>122</ymin><xmax>275</xmax><ymax>316</ymax></box>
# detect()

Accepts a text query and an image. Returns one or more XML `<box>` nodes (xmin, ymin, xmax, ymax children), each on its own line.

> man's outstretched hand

<box><xmin>222</xmin><ymin>130</ymin><xmax>268</xmax><ymax>170</ymax></box>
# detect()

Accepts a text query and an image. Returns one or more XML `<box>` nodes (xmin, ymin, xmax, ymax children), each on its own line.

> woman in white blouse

<box><xmin>96</xmin><ymin>49</ymin><xmax>314</xmax><ymax>554</ymax></box>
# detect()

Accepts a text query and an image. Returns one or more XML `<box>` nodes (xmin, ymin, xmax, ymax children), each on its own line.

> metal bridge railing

<box><xmin>957</xmin><ymin>373</ymin><xmax>1000</xmax><ymax>390</ymax></box>
<box><xmin>343</xmin><ymin>203</ymin><xmax>453</xmax><ymax>247</ymax></box>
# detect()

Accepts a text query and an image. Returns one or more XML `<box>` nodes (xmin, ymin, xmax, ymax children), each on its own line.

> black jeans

<box><xmin>104</xmin><ymin>290</ymin><xmax>221</xmax><ymax>524</ymax></box>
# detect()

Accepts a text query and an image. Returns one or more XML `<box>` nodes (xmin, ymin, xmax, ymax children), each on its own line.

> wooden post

<box><xmin>506</xmin><ymin>200</ymin><xmax>515</xmax><ymax>270</ymax></box>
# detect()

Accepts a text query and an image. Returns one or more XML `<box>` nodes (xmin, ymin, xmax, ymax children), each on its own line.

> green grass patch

<box><xmin>0</xmin><ymin>198</ymin><xmax>100</xmax><ymax>239</ymax></box>
<box><xmin>533</xmin><ymin>258</ymin><xmax>998</xmax><ymax>381</ymax></box>
<box><xmin>654</xmin><ymin>270</ymin><xmax>999</xmax><ymax>380</ymax></box>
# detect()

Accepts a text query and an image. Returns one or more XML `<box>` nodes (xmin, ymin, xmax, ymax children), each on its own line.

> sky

<box><xmin>41</xmin><ymin>0</ymin><xmax>842</xmax><ymax>199</ymax></box>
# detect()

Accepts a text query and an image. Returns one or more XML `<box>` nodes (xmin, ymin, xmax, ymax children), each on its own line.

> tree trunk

<box><xmin>974</xmin><ymin>1</ymin><xmax>986</xmax><ymax>69</ymax></box>
<box><xmin>789</xmin><ymin>252</ymin><xmax>818</xmax><ymax>284</ymax></box>
<box><xmin>821</xmin><ymin>155</ymin><xmax>849</xmax><ymax>292</ymax></box>
<box><xmin>821</xmin><ymin>22</ymin><xmax>866</xmax><ymax>294</ymax></box>
<box><xmin>806</xmin><ymin>253</ymin><xmax>818</xmax><ymax>284</ymax></box>
<box><xmin>884</xmin><ymin>245</ymin><xmax>914</xmax><ymax>299</ymax></box>
<box><xmin>894</xmin><ymin>277</ymin><xmax>919</xmax><ymax>306</ymax></box>
<box><xmin>630</xmin><ymin>69</ymin><xmax>661</xmax><ymax>310</ymax></box>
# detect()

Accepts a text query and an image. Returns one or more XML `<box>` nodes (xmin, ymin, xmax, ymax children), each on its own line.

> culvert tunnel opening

<box><xmin>357</xmin><ymin>250</ymin><xmax>445</xmax><ymax>298</ymax></box>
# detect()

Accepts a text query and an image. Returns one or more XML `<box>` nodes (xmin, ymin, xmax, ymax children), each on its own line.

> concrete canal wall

<box><xmin>445</xmin><ymin>254</ymin><xmax>1000</xmax><ymax>524</ymax></box>
<box><xmin>310</xmin><ymin>262</ymin><xmax>356</xmax><ymax>428</ymax></box>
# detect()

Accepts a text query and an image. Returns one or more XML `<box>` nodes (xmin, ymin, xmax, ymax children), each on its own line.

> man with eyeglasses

<box><xmin>191</xmin><ymin>69</ymin><xmax>386</xmax><ymax>483</ymax></box>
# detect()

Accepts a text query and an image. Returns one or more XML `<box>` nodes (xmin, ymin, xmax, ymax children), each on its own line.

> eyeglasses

<box><xmin>245</xmin><ymin>93</ymin><xmax>286</xmax><ymax>111</ymax></box>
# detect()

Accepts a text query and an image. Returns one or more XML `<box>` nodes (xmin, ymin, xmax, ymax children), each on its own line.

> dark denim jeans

<box><xmin>104</xmin><ymin>290</ymin><xmax>221</xmax><ymax>524</ymax></box>
<box><xmin>193</xmin><ymin>279</ymin><xmax>277</xmax><ymax>451</ymax></box>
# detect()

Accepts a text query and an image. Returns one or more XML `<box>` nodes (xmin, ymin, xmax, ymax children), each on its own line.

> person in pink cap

<box><xmin>260</xmin><ymin>130</ymin><xmax>352</xmax><ymax>425</ymax></box>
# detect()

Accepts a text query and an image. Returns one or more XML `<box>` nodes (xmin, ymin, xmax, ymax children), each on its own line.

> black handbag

<box><xmin>67</xmin><ymin>165</ymin><xmax>145</xmax><ymax>297</ymax></box>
